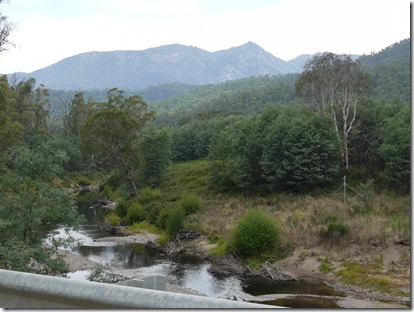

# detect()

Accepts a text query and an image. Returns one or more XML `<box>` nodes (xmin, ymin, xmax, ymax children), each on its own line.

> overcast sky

<box><xmin>0</xmin><ymin>0</ymin><xmax>410</xmax><ymax>73</ymax></box>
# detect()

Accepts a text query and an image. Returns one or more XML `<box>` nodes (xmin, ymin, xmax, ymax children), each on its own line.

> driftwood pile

<box><xmin>145</xmin><ymin>230</ymin><xmax>296</xmax><ymax>282</ymax></box>
<box><xmin>208</xmin><ymin>255</ymin><xmax>296</xmax><ymax>281</ymax></box>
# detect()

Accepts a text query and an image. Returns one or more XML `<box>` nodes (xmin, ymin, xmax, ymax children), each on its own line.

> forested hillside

<box><xmin>359</xmin><ymin>38</ymin><xmax>410</xmax><ymax>103</ymax></box>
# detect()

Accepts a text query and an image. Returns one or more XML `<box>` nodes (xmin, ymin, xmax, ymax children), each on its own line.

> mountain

<box><xmin>359</xmin><ymin>38</ymin><xmax>410</xmax><ymax>103</ymax></box>
<box><xmin>358</xmin><ymin>38</ymin><xmax>410</xmax><ymax>67</ymax></box>
<box><xmin>9</xmin><ymin>42</ymin><xmax>311</xmax><ymax>91</ymax></box>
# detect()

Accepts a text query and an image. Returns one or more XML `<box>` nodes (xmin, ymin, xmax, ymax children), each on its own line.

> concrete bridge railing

<box><xmin>0</xmin><ymin>269</ymin><xmax>278</xmax><ymax>308</ymax></box>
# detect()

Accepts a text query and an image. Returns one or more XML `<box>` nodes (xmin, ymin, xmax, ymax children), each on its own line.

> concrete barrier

<box><xmin>0</xmin><ymin>269</ymin><xmax>277</xmax><ymax>308</ymax></box>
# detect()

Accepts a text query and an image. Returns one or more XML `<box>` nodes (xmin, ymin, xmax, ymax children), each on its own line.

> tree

<box><xmin>0</xmin><ymin>141</ymin><xmax>84</xmax><ymax>274</ymax></box>
<box><xmin>80</xmin><ymin>89</ymin><xmax>155</xmax><ymax>196</ymax></box>
<box><xmin>80</xmin><ymin>109</ymin><xmax>142</xmax><ymax>196</ymax></box>
<box><xmin>0</xmin><ymin>0</ymin><xmax>14</xmax><ymax>54</ymax></box>
<box><xmin>296</xmin><ymin>53</ymin><xmax>372</xmax><ymax>176</ymax></box>
<box><xmin>378</xmin><ymin>105</ymin><xmax>410</xmax><ymax>193</ymax></box>
<box><xmin>0</xmin><ymin>75</ymin><xmax>23</xmax><ymax>154</ymax></box>
<box><xmin>139</xmin><ymin>126</ymin><xmax>171</xmax><ymax>187</ymax></box>
<box><xmin>261</xmin><ymin>108</ymin><xmax>340</xmax><ymax>191</ymax></box>
<box><xmin>65</xmin><ymin>92</ymin><xmax>88</xmax><ymax>136</ymax></box>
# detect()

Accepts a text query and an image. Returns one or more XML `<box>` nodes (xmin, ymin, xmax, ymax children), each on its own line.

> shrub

<box><xmin>230</xmin><ymin>210</ymin><xmax>280</xmax><ymax>258</ymax></box>
<box><xmin>320</xmin><ymin>220</ymin><xmax>349</xmax><ymax>241</ymax></box>
<box><xmin>157</xmin><ymin>207</ymin><xmax>171</xmax><ymax>230</ymax></box>
<box><xmin>178</xmin><ymin>193</ymin><xmax>202</xmax><ymax>215</ymax></box>
<box><xmin>115</xmin><ymin>198</ymin><xmax>128</xmax><ymax>218</ymax></box>
<box><xmin>137</xmin><ymin>187</ymin><xmax>161</xmax><ymax>205</ymax></box>
<box><xmin>106</xmin><ymin>212</ymin><xmax>120</xmax><ymax>227</ymax></box>
<box><xmin>76</xmin><ymin>175</ymin><xmax>91</xmax><ymax>186</ymax></box>
<box><xmin>125</xmin><ymin>201</ymin><xmax>144</xmax><ymax>224</ymax></box>
<box><xmin>166</xmin><ymin>206</ymin><xmax>185</xmax><ymax>238</ymax></box>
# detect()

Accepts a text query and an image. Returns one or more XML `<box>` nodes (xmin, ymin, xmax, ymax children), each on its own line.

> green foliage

<box><xmin>125</xmin><ymin>201</ymin><xmax>144</xmax><ymax>224</ymax></box>
<box><xmin>106</xmin><ymin>212</ymin><xmax>120</xmax><ymax>227</ymax></box>
<box><xmin>230</xmin><ymin>210</ymin><xmax>280</xmax><ymax>258</ymax></box>
<box><xmin>0</xmin><ymin>141</ymin><xmax>84</xmax><ymax>273</ymax></box>
<box><xmin>319</xmin><ymin>257</ymin><xmax>333</xmax><ymax>273</ymax></box>
<box><xmin>166</xmin><ymin>206</ymin><xmax>186</xmax><ymax>238</ymax></box>
<box><xmin>127</xmin><ymin>221</ymin><xmax>159</xmax><ymax>234</ymax></box>
<box><xmin>357</xmin><ymin>179</ymin><xmax>375</xmax><ymax>209</ymax></box>
<box><xmin>209</xmin><ymin>238</ymin><xmax>230</xmax><ymax>257</ymax></box>
<box><xmin>115</xmin><ymin>198</ymin><xmax>128</xmax><ymax>218</ymax></box>
<box><xmin>139</xmin><ymin>126</ymin><xmax>171</xmax><ymax>187</ymax></box>
<box><xmin>156</xmin><ymin>232</ymin><xmax>169</xmax><ymax>246</ymax></box>
<box><xmin>261</xmin><ymin>107</ymin><xmax>340</xmax><ymax>191</ymax></box>
<box><xmin>320</xmin><ymin>220</ymin><xmax>349</xmax><ymax>241</ymax></box>
<box><xmin>378</xmin><ymin>105</ymin><xmax>410</xmax><ymax>193</ymax></box>
<box><xmin>137</xmin><ymin>187</ymin><xmax>161</xmax><ymax>205</ymax></box>
<box><xmin>208</xmin><ymin>105</ymin><xmax>341</xmax><ymax>193</ymax></box>
<box><xmin>178</xmin><ymin>193</ymin><xmax>202</xmax><ymax>215</ymax></box>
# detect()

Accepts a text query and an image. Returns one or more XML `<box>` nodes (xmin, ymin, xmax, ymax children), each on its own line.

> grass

<box><xmin>100</xmin><ymin>158</ymin><xmax>410</xmax><ymax>297</ymax></box>
<box><xmin>126</xmin><ymin>221</ymin><xmax>160</xmax><ymax>234</ymax></box>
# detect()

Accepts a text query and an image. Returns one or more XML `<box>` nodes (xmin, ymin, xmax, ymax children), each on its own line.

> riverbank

<box><xmin>58</xmin><ymin>230</ymin><xmax>410</xmax><ymax>308</ymax></box>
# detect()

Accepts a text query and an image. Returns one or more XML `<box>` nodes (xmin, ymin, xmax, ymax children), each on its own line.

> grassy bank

<box><xmin>155</xmin><ymin>159</ymin><xmax>410</xmax><ymax>297</ymax></box>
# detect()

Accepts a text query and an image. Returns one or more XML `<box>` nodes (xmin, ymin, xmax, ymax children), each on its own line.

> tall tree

<box><xmin>296</xmin><ymin>53</ymin><xmax>372</xmax><ymax>176</ymax></box>
<box><xmin>80</xmin><ymin>109</ymin><xmax>142</xmax><ymax>196</ymax></box>
<box><xmin>0</xmin><ymin>0</ymin><xmax>14</xmax><ymax>54</ymax></box>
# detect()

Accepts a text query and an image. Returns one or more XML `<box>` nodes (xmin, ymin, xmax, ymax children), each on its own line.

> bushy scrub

<box><xmin>106</xmin><ymin>212</ymin><xmax>120</xmax><ymax>227</ymax></box>
<box><xmin>115</xmin><ymin>198</ymin><xmax>128</xmax><ymax>218</ymax></box>
<box><xmin>319</xmin><ymin>219</ymin><xmax>349</xmax><ymax>241</ymax></box>
<box><xmin>137</xmin><ymin>187</ymin><xmax>161</xmax><ymax>205</ymax></box>
<box><xmin>230</xmin><ymin>210</ymin><xmax>280</xmax><ymax>257</ymax></box>
<box><xmin>178</xmin><ymin>193</ymin><xmax>202</xmax><ymax>215</ymax></box>
<box><xmin>125</xmin><ymin>201</ymin><xmax>144</xmax><ymax>224</ymax></box>
<box><xmin>166</xmin><ymin>206</ymin><xmax>185</xmax><ymax>238</ymax></box>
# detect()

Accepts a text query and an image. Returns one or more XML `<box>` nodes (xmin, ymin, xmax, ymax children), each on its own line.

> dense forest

<box><xmin>0</xmin><ymin>36</ymin><xmax>410</xmax><ymax>295</ymax></box>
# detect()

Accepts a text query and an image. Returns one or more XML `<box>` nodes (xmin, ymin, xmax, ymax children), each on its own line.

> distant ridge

<box><xmin>6</xmin><ymin>39</ymin><xmax>409</xmax><ymax>91</ymax></box>
<box><xmin>7</xmin><ymin>42</ymin><xmax>314</xmax><ymax>90</ymax></box>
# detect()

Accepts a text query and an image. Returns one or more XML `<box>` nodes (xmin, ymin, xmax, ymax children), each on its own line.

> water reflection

<box><xmin>60</xmin><ymin>190</ymin><xmax>346</xmax><ymax>306</ymax></box>
<box><xmin>74</xmin><ymin>244</ymin><xmax>159</xmax><ymax>268</ymax></box>
<box><xmin>243</xmin><ymin>277</ymin><xmax>345</xmax><ymax>297</ymax></box>
<box><xmin>259</xmin><ymin>296</ymin><xmax>340</xmax><ymax>309</ymax></box>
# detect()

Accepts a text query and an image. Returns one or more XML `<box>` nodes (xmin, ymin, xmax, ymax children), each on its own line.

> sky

<box><xmin>0</xmin><ymin>0</ymin><xmax>410</xmax><ymax>73</ymax></box>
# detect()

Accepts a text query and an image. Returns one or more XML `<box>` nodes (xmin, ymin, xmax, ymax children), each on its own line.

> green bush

<box><xmin>166</xmin><ymin>206</ymin><xmax>185</xmax><ymax>238</ymax></box>
<box><xmin>230</xmin><ymin>210</ymin><xmax>280</xmax><ymax>257</ymax></box>
<box><xmin>125</xmin><ymin>201</ymin><xmax>144</xmax><ymax>224</ymax></box>
<box><xmin>115</xmin><ymin>198</ymin><xmax>128</xmax><ymax>218</ymax></box>
<box><xmin>106</xmin><ymin>212</ymin><xmax>120</xmax><ymax>227</ymax></box>
<box><xmin>137</xmin><ymin>187</ymin><xmax>161</xmax><ymax>205</ymax></box>
<box><xmin>100</xmin><ymin>183</ymin><xmax>115</xmax><ymax>200</ymax></box>
<box><xmin>320</xmin><ymin>220</ymin><xmax>349</xmax><ymax>240</ymax></box>
<box><xmin>76</xmin><ymin>175</ymin><xmax>91</xmax><ymax>186</ymax></box>
<box><xmin>178</xmin><ymin>193</ymin><xmax>202</xmax><ymax>215</ymax></box>
<box><xmin>157</xmin><ymin>207</ymin><xmax>172</xmax><ymax>230</ymax></box>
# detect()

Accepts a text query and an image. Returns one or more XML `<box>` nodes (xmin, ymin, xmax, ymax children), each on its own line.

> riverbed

<box><xmin>49</xmin><ymin>200</ymin><xmax>409</xmax><ymax>309</ymax></box>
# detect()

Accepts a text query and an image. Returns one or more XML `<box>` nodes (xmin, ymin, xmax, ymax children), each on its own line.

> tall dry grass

<box><xmin>199</xmin><ymin>191</ymin><xmax>410</xmax><ymax>255</ymax></box>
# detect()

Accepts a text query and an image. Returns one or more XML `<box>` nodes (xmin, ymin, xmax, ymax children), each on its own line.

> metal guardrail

<box><xmin>0</xmin><ymin>269</ymin><xmax>277</xmax><ymax>308</ymax></box>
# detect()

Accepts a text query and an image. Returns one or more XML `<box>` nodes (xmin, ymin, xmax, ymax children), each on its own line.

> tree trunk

<box><xmin>343</xmin><ymin>127</ymin><xmax>349</xmax><ymax>176</ymax></box>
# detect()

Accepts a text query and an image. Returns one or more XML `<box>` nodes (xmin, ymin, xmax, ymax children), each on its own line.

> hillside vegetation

<box><xmin>0</xmin><ymin>38</ymin><xmax>410</xmax><ymax>302</ymax></box>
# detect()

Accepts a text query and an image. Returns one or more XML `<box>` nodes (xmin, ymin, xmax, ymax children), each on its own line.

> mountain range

<box><xmin>8</xmin><ymin>39</ymin><xmax>408</xmax><ymax>91</ymax></box>
<box><xmin>7</xmin><ymin>42</ymin><xmax>341</xmax><ymax>91</ymax></box>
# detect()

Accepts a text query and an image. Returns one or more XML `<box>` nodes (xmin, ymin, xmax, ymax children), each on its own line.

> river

<box><xmin>49</xmin><ymin>192</ymin><xmax>348</xmax><ymax>308</ymax></box>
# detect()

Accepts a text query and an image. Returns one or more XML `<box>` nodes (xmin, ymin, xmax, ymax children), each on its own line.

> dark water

<box><xmin>65</xmin><ymin>190</ymin><xmax>345</xmax><ymax>306</ymax></box>
<box><xmin>257</xmin><ymin>296</ymin><xmax>341</xmax><ymax>308</ymax></box>
<box><xmin>243</xmin><ymin>276</ymin><xmax>345</xmax><ymax>297</ymax></box>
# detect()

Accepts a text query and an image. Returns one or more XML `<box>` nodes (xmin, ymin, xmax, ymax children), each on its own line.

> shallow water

<box><xmin>55</xmin><ymin>191</ymin><xmax>346</xmax><ymax>306</ymax></box>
